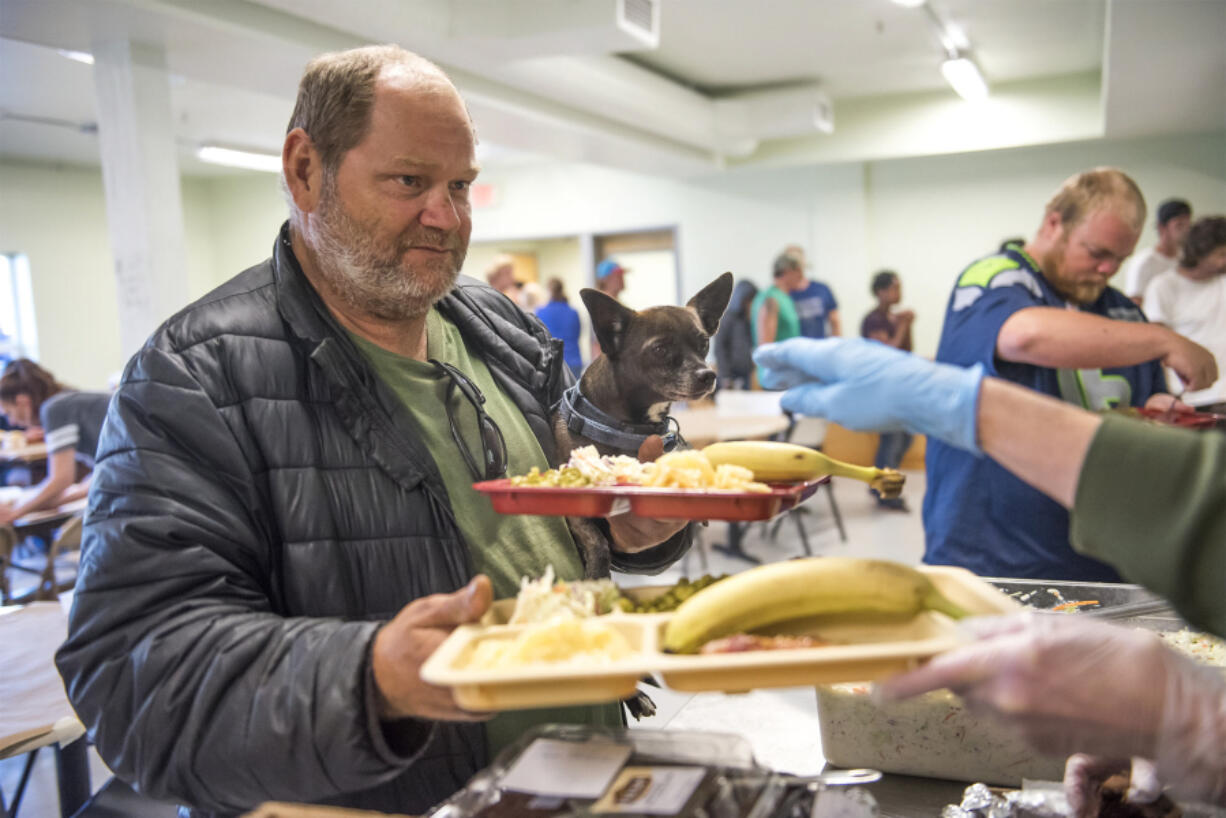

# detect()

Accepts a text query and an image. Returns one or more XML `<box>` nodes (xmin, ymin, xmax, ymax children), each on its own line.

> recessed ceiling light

<box><xmin>56</xmin><ymin>49</ymin><xmax>94</xmax><ymax>65</ymax></box>
<box><xmin>941</xmin><ymin>56</ymin><xmax>989</xmax><ymax>102</ymax></box>
<box><xmin>196</xmin><ymin>145</ymin><xmax>282</xmax><ymax>173</ymax></box>
<box><xmin>891</xmin><ymin>0</ymin><xmax>927</xmax><ymax>7</ymax></box>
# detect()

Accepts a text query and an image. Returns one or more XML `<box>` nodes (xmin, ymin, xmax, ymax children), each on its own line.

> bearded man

<box><xmin>56</xmin><ymin>45</ymin><xmax>690</xmax><ymax>817</ymax></box>
<box><xmin>923</xmin><ymin>167</ymin><xmax>1216</xmax><ymax>582</ymax></box>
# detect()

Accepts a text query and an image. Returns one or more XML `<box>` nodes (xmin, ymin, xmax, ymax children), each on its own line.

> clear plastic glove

<box><xmin>753</xmin><ymin>338</ymin><xmax>985</xmax><ymax>453</ymax></box>
<box><xmin>877</xmin><ymin>613</ymin><xmax>1226</xmax><ymax>805</ymax></box>
<box><xmin>1063</xmin><ymin>756</ymin><xmax>1162</xmax><ymax>818</ymax></box>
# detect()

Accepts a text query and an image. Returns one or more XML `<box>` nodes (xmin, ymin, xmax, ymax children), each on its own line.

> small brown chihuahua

<box><xmin>554</xmin><ymin>271</ymin><xmax>734</xmax><ymax>576</ymax></box>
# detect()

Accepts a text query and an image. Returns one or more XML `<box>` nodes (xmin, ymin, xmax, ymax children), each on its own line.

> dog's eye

<box><xmin>652</xmin><ymin>343</ymin><xmax>670</xmax><ymax>358</ymax></box>
<box><xmin>699</xmin><ymin>338</ymin><xmax>710</xmax><ymax>356</ymax></box>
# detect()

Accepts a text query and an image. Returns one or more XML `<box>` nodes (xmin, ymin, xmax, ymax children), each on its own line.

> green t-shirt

<box><xmin>751</xmin><ymin>285</ymin><xmax>802</xmax><ymax>384</ymax></box>
<box><xmin>751</xmin><ymin>285</ymin><xmax>801</xmax><ymax>344</ymax></box>
<box><xmin>348</xmin><ymin>309</ymin><xmax>622</xmax><ymax>753</ymax></box>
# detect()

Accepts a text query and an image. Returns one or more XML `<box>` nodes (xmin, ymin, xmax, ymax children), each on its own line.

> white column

<box><xmin>91</xmin><ymin>37</ymin><xmax>189</xmax><ymax>359</ymax></box>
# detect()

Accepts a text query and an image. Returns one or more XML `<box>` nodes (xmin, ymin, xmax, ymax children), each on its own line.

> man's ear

<box><xmin>283</xmin><ymin>128</ymin><xmax>325</xmax><ymax>215</ymax></box>
<box><xmin>686</xmin><ymin>272</ymin><xmax>735</xmax><ymax>336</ymax></box>
<box><xmin>580</xmin><ymin>289</ymin><xmax>636</xmax><ymax>359</ymax></box>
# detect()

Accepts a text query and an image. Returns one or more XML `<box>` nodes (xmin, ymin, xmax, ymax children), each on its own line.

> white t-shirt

<box><xmin>1143</xmin><ymin>270</ymin><xmax>1226</xmax><ymax>406</ymax></box>
<box><xmin>1122</xmin><ymin>247</ymin><xmax>1177</xmax><ymax>300</ymax></box>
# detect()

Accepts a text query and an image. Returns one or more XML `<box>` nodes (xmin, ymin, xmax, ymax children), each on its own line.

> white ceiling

<box><xmin>0</xmin><ymin>0</ymin><xmax>1221</xmax><ymax>178</ymax></box>
<box><xmin>627</xmin><ymin>0</ymin><xmax>1104</xmax><ymax>97</ymax></box>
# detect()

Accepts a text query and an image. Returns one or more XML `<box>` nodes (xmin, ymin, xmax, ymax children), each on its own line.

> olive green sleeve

<box><xmin>1070</xmin><ymin>414</ymin><xmax>1226</xmax><ymax>637</ymax></box>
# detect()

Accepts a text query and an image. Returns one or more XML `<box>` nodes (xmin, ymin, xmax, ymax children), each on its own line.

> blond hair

<box><xmin>286</xmin><ymin>45</ymin><xmax>448</xmax><ymax>176</ymax></box>
<box><xmin>1044</xmin><ymin>167</ymin><xmax>1147</xmax><ymax>232</ymax></box>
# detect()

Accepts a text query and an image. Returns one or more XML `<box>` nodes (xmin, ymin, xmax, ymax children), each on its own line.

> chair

<box><xmin>763</xmin><ymin>415</ymin><xmax>847</xmax><ymax>554</ymax></box>
<box><xmin>1</xmin><ymin>514</ymin><xmax>84</xmax><ymax>605</ymax></box>
<box><xmin>0</xmin><ymin>525</ymin><xmax>17</xmax><ymax>605</ymax></box>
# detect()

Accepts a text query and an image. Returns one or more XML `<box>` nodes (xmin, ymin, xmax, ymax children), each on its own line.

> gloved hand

<box><xmin>753</xmin><ymin>338</ymin><xmax>985</xmax><ymax>453</ymax></box>
<box><xmin>1063</xmin><ymin>756</ymin><xmax>1162</xmax><ymax>818</ymax></box>
<box><xmin>877</xmin><ymin>613</ymin><xmax>1226</xmax><ymax>805</ymax></box>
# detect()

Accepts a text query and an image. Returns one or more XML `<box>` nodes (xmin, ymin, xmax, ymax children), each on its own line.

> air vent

<box><xmin>618</xmin><ymin>0</ymin><xmax>660</xmax><ymax>47</ymax></box>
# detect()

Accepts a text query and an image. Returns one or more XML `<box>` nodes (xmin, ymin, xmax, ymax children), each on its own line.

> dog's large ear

<box><xmin>686</xmin><ymin>272</ymin><xmax>735</xmax><ymax>336</ymax></box>
<box><xmin>581</xmin><ymin>288</ymin><xmax>636</xmax><ymax>358</ymax></box>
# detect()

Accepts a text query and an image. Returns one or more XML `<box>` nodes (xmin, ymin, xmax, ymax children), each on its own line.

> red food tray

<box><xmin>472</xmin><ymin>477</ymin><xmax>830</xmax><ymax>521</ymax></box>
<box><xmin>1135</xmin><ymin>406</ymin><xmax>1223</xmax><ymax>429</ymax></box>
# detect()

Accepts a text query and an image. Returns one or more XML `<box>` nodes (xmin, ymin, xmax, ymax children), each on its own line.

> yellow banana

<box><xmin>702</xmin><ymin>440</ymin><xmax>905</xmax><ymax>498</ymax></box>
<box><xmin>661</xmin><ymin>557</ymin><xmax>968</xmax><ymax>654</ymax></box>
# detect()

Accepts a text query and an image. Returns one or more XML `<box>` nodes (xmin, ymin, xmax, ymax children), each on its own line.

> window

<box><xmin>0</xmin><ymin>253</ymin><xmax>39</xmax><ymax>363</ymax></box>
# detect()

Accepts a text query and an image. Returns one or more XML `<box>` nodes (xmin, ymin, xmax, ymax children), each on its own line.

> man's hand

<box><xmin>1161</xmin><ymin>331</ymin><xmax>1218</xmax><ymax>391</ymax></box>
<box><xmin>371</xmin><ymin>575</ymin><xmax>494</xmax><ymax>722</ymax></box>
<box><xmin>1143</xmin><ymin>393</ymin><xmax>1193</xmax><ymax>414</ymax></box>
<box><xmin>605</xmin><ymin>434</ymin><xmax>687</xmax><ymax>553</ymax></box>
<box><xmin>754</xmin><ymin>338</ymin><xmax>985</xmax><ymax>453</ymax></box>
<box><xmin>896</xmin><ymin>309</ymin><xmax>916</xmax><ymax>324</ymax></box>
<box><xmin>878</xmin><ymin>613</ymin><xmax>1226</xmax><ymax>804</ymax></box>
<box><xmin>608</xmin><ymin>512</ymin><xmax>687</xmax><ymax>554</ymax></box>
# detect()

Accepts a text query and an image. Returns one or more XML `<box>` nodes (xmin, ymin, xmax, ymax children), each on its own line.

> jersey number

<box><xmin>1057</xmin><ymin>368</ymin><xmax>1131</xmax><ymax>411</ymax></box>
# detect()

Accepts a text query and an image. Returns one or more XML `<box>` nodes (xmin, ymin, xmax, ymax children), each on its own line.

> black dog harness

<box><xmin>555</xmin><ymin>384</ymin><xmax>685</xmax><ymax>456</ymax></box>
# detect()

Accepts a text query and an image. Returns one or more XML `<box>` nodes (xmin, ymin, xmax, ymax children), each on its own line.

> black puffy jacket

<box><xmin>55</xmin><ymin>224</ymin><xmax>689</xmax><ymax>817</ymax></box>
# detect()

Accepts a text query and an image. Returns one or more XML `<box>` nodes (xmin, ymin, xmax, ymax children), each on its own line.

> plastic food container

<box><xmin>421</xmin><ymin>566</ymin><xmax>1019</xmax><ymax>711</ymax></box>
<box><xmin>814</xmin><ymin>578</ymin><xmax>1215</xmax><ymax>787</ymax></box>
<box><xmin>472</xmin><ymin>477</ymin><xmax>829</xmax><ymax>522</ymax></box>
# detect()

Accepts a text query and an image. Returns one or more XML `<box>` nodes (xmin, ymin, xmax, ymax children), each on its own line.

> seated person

<box><xmin>0</xmin><ymin>359</ymin><xmax>110</xmax><ymax>525</ymax></box>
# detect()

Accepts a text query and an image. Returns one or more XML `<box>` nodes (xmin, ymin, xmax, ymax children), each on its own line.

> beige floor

<box><xmin>1</xmin><ymin>469</ymin><xmax>927</xmax><ymax>815</ymax></box>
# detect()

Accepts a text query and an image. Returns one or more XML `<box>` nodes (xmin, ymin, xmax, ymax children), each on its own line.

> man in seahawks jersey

<box><xmin>924</xmin><ymin>168</ymin><xmax>1217</xmax><ymax>581</ymax></box>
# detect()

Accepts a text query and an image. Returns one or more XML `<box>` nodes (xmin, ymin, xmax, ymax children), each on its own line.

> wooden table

<box><xmin>0</xmin><ymin>442</ymin><xmax>48</xmax><ymax>465</ymax></box>
<box><xmin>0</xmin><ymin>602</ymin><xmax>90</xmax><ymax>817</ymax></box>
<box><xmin>13</xmin><ymin>497</ymin><xmax>87</xmax><ymax>533</ymax></box>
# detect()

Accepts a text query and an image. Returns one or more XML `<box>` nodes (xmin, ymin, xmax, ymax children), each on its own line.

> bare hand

<box><xmin>371</xmin><ymin>575</ymin><xmax>494</xmax><ymax>722</ymax></box>
<box><xmin>607</xmin><ymin>435</ymin><xmax>688</xmax><ymax>553</ymax></box>
<box><xmin>1143</xmin><ymin>393</ymin><xmax>1192</xmax><ymax>414</ymax></box>
<box><xmin>608</xmin><ymin>511</ymin><xmax>687</xmax><ymax>553</ymax></box>
<box><xmin>1163</xmin><ymin>333</ymin><xmax>1218</xmax><ymax>391</ymax></box>
<box><xmin>896</xmin><ymin>310</ymin><xmax>916</xmax><ymax>324</ymax></box>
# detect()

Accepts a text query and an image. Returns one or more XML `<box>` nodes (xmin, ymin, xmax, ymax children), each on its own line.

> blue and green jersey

<box><xmin>923</xmin><ymin>245</ymin><xmax>1166</xmax><ymax>581</ymax></box>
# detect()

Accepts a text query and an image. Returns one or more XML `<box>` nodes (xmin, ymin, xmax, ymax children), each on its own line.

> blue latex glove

<box><xmin>753</xmin><ymin>338</ymin><xmax>985</xmax><ymax>454</ymax></box>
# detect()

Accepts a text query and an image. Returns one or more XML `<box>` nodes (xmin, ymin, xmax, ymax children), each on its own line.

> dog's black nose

<box><xmin>697</xmin><ymin>369</ymin><xmax>716</xmax><ymax>391</ymax></box>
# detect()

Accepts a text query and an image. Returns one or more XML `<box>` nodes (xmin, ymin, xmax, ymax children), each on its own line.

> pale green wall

<box><xmin>2</xmin><ymin>129</ymin><xmax>1222</xmax><ymax>387</ymax></box>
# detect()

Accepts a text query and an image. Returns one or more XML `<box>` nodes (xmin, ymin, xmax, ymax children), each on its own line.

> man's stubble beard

<box><xmin>1042</xmin><ymin>239</ymin><xmax>1106</xmax><ymax>306</ymax></box>
<box><xmin>304</xmin><ymin>177</ymin><xmax>467</xmax><ymax>321</ymax></box>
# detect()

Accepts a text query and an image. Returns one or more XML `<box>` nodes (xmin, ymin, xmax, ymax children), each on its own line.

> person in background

<box><xmin>1122</xmin><ymin>198</ymin><xmax>1192</xmax><ymax>307</ymax></box>
<box><xmin>1143</xmin><ymin>215</ymin><xmax>1226</xmax><ymax>412</ymax></box>
<box><xmin>755</xmin><ymin>337</ymin><xmax>1226</xmax><ymax>813</ymax></box>
<box><xmin>924</xmin><ymin>167</ymin><xmax>1215</xmax><ymax>582</ymax></box>
<box><xmin>518</xmin><ymin>280</ymin><xmax>546</xmax><ymax>313</ymax></box>
<box><xmin>784</xmin><ymin>244</ymin><xmax>841</xmax><ymax>338</ymax></box>
<box><xmin>535</xmin><ymin>277</ymin><xmax>584</xmax><ymax>378</ymax></box>
<box><xmin>55</xmin><ymin>45</ymin><xmax>690</xmax><ymax>817</ymax></box>
<box><xmin>594</xmin><ymin>258</ymin><xmax>628</xmax><ymax>301</ymax></box>
<box><xmin>590</xmin><ymin>258</ymin><xmax>629</xmax><ymax>358</ymax></box>
<box><xmin>714</xmin><ymin>279</ymin><xmax>758</xmax><ymax>390</ymax></box>
<box><xmin>0</xmin><ymin>359</ymin><xmax>110</xmax><ymax>525</ymax></box>
<box><xmin>484</xmin><ymin>255</ymin><xmax>519</xmax><ymax>301</ymax></box>
<box><xmin>860</xmin><ymin>270</ymin><xmax>914</xmax><ymax>511</ymax></box>
<box><xmin>751</xmin><ymin>254</ymin><xmax>804</xmax><ymax>386</ymax></box>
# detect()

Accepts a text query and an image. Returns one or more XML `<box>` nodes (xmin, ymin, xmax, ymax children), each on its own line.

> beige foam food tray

<box><xmin>421</xmin><ymin>565</ymin><xmax>1020</xmax><ymax>711</ymax></box>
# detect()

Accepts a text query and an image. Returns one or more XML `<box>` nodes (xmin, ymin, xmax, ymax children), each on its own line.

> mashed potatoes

<box><xmin>462</xmin><ymin>619</ymin><xmax>635</xmax><ymax>671</ymax></box>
